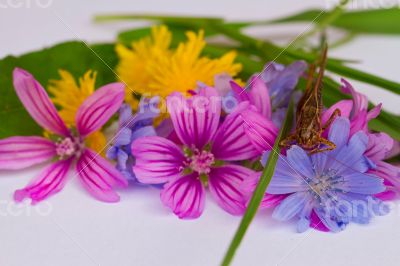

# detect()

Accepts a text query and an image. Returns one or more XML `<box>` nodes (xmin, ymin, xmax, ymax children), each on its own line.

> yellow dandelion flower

<box><xmin>48</xmin><ymin>70</ymin><xmax>107</xmax><ymax>155</ymax></box>
<box><xmin>116</xmin><ymin>25</ymin><xmax>171</xmax><ymax>103</ymax></box>
<box><xmin>49</xmin><ymin>70</ymin><xmax>96</xmax><ymax>125</ymax></box>
<box><xmin>116</xmin><ymin>25</ymin><xmax>242</xmax><ymax>100</ymax></box>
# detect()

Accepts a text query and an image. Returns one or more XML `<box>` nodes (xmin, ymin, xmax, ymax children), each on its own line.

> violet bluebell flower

<box><xmin>225</xmin><ymin>61</ymin><xmax>306</xmax><ymax>126</ymax></box>
<box><xmin>107</xmin><ymin>98</ymin><xmax>159</xmax><ymax>181</ymax></box>
<box><xmin>260</xmin><ymin>61</ymin><xmax>307</xmax><ymax>110</ymax></box>
<box><xmin>245</xmin><ymin>117</ymin><xmax>387</xmax><ymax>233</ymax></box>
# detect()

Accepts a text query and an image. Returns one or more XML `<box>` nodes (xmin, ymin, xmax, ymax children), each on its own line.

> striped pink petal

<box><xmin>14</xmin><ymin>159</ymin><xmax>72</xmax><ymax>204</ymax></box>
<box><xmin>160</xmin><ymin>173</ymin><xmax>205</xmax><ymax>219</ymax></box>
<box><xmin>208</xmin><ymin>165</ymin><xmax>254</xmax><ymax>215</ymax></box>
<box><xmin>0</xmin><ymin>136</ymin><xmax>56</xmax><ymax>169</ymax></box>
<box><xmin>242</xmin><ymin>109</ymin><xmax>278</xmax><ymax>153</ymax></box>
<box><xmin>76</xmin><ymin>149</ymin><xmax>128</xmax><ymax>203</ymax></box>
<box><xmin>248</xmin><ymin>77</ymin><xmax>272</xmax><ymax>118</ymax></box>
<box><xmin>132</xmin><ymin>136</ymin><xmax>185</xmax><ymax>184</ymax></box>
<box><xmin>212</xmin><ymin>102</ymin><xmax>259</xmax><ymax>161</ymax></box>
<box><xmin>230</xmin><ymin>81</ymin><xmax>250</xmax><ymax>102</ymax></box>
<box><xmin>13</xmin><ymin>68</ymin><xmax>70</xmax><ymax>136</ymax></box>
<box><xmin>167</xmin><ymin>87</ymin><xmax>221</xmax><ymax>150</ymax></box>
<box><xmin>76</xmin><ymin>82</ymin><xmax>125</xmax><ymax>137</ymax></box>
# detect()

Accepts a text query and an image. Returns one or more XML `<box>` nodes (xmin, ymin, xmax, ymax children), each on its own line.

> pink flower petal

<box><xmin>212</xmin><ymin>102</ymin><xmax>260</xmax><ymax>161</ymax></box>
<box><xmin>160</xmin><ymin>174</ymin><xmax>205</xmax><ymax>219</ymax></box>
<box><xmin>310</xmin><ymin>210</ymin><xmax>330</xmax><ymax>232</ymax></box>
<box><xmin>241</xmin><ymin>109</ymin><xmax>278</xmax><ymax>153</ymax></box>
<box><xmin>209</xmin><ymin>165</ymin><xmax>254</xmax><ymax>215</ymax></box>
<box><xmin>260</xmin><ymin>194</ymin><xmax>288</xmax><ymax>209</ymax></box>
<box><xmin>341</xmin><ymin>78</ymin><xmax>368</xmax><ymax>116</ymax></box>
<box><xmin>375</xmin><ymin>190</ymin><xmax>397</xmax><ymax>201</ymax></box>
<box><xmin>229</xmin><ymin>81</ymin><xmax>251</xmax><ymax>102</ymax></box>
<box><xmin>367</xmin><ymin>103</ymin><xmax>382</xmax><ymax>121</ymax></box>
<box><xmin>248</xmin><ymin>76</ymin><xmax>272</xmax><ymax>118</ymax></box>
<box><xmin>132</xmin><ymin>136</ymin><xmax>186</xmax><ymax>184</ymax></box>
<box><xmin>76</xmin><ymin>82</ymin><xmax>125</xmax><ymax>137</ymax></box>
<box><xmin>349</xmin><ymin>110</ymin><xmax>368</xmax><ymax>135</ymax></box>
<box><xmin>369</xmin><ymin>161</ymin><xmax>400</xmax><ymax>190</ymax></box>
<box><xmin>13</xmin><ymin>68</ymin><xmax>69</xmax><ymax>136</ymax></box>
<box><xmin>14</xmin><ymin>159</ymin><xmax>72</xmax><ymax>204</ymax></box>
<box><xmin>167</xmin><ymin>87</ymin><xmax>221</xmax><ymax>150</ymax></box>
<box><xmin>321</xmin><ymin>99</ymin><xmax>353</xmax><ymax>125</ymax></box>
<box><xmin>0</xmin><ymin>136</ymin><xmax>56</xmax><ymax>169</ymax></box>
<box><xmin>365</xmin><ymin>132</ymin><xmax>394</xmax><ymax>162</ymax></box>
<box><xmin>76</xmin><ymin>149</ymin><xmax>128</xmax><ymax>203</ymax></box>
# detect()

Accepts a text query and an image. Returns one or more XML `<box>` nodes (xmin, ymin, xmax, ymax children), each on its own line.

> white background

<box><xmin>1</xmin><ymin>1</ymin><xmax>400</xmax><ymax>266</ymax></box>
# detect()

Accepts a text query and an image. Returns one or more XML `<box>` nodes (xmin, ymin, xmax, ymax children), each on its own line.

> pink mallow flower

<box><xmin>322</xmin><ymin>79</ymin><xmax>400</xmax><ymax>201</ymax></box>
<box><xmin>131</xmin><ymin>86</ymin><xmax>278</xmax><ymax>219</ymax></box>
<box><xmin>0</xmin><ymin>68</ymin><xmax>128</xmax><ymax>203</ymax></box>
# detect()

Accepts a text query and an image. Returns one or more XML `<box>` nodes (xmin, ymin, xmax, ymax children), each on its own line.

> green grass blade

<box><xmin>263</xmin><ymin>8</ymin><xmax>400</xmax><ymax>35</ymax></box>
<box><xmin>221</xmin><ymin>101</ymin><xmax>294</xmax><ymax>266</ymax></box>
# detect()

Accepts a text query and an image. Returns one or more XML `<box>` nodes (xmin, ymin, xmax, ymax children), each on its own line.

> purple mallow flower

<box><xmin>131</xmin><ymin>86</ymin><xmax>278</xmax><ymax>219</ymax></box>
<box><xmin>246</xmin><ymin>117</ymin><xmax>387</xmax><ymax>233</ymax></box>
<box><xmin>0</xmin><ymin>68</ymin><xmax>128</xmax><ymax>203</ymax></box>
<box><xmin>107</xmin><ymin>99</ymin><xmax>159</xmax><ymax>181</ymax></box>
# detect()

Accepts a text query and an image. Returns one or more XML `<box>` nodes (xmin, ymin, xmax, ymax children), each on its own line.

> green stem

<box><xmin>221</xmin><ymin>101</ymin><xmax>294</xmax><ymax>266</ymax></box>
<box><xmin>209</xmin><ymin>23</ymin><xmax>400</xmax><ymax>95</ymax></box>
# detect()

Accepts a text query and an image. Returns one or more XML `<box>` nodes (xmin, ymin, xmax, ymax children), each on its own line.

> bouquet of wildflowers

<box><xmin>0</xmin><ymin>4</ymin><xmax>399</xmax><ymax>265</ymax></box>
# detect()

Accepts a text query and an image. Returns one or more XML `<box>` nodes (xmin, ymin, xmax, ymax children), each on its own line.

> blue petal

<box><xmin>272</xmin><ymin>192</ymin><xmax>309</xmax><ymax>221</ymax></box>
<box><xmin>328</xmin><ymin>117</ymin><xmax>350</xmax><ymax>150</ymax></box>
<box><xmin>117</xmin><ymin>149</ymin><xmax>129</xmax><ymax>170</ymax></box>
<box><xmin>119</xmin><ymin>104</ymin><xmax>133</xmax><ymax>125</ymax></box>
<box><xmin>297</xmin><ymin>201</ymin><xmax>313</xmax><ymax>233</ymax></box>
<box><xmin>262</xmin><ymin>151</ymin><xmax>309</xmax><ymax>194</ymax></box>
<box><xmin>314</xmin><ymin>207</ymin><xmax>346</xmax><ymax>233</ymax></box>
<box><xmin>262</xmin><ymin>61</ymin><xmax>307</xmax><ymax>109</ymax></box>
<box><xmin>311</xmin><ymin>152</ymin><xmax>329</xmax><ymax>175</ymax></box>
<box><xmin>329</xmin><ymin>131</ymin><xmax>369</xmax><ymax>175</ymax></box>
<box><xmin>268</xmin><ymin>158</ymin><xmax>309</xmax><ymax>194</ymax></box>
<box><xmin>115</xmin><ymin>128</ymin><xmax>132</xmax><ymax>146</ymax></box>
<box><xmin>287</xmin><ymin>146</ymin><xmax>315</xmax><ymax>179</ymax></box>
<box><xmin>339</xmin><ymin>173</ymin><xmax>385</xmax><ymax>194</ymax></box>
<box><xmin>106</xmin><ymin>146</ymin><xmax>118</xmax><ymax>160</ymax></box>
<box><xmin>260</xmin><ymin>151</ymin><xmax>272</xmax><ymax>166</ymax></box>
<box><xmin>131</xmin><ymin>125</ymin><xmax>157</xmax><ymax>142</ymax></box>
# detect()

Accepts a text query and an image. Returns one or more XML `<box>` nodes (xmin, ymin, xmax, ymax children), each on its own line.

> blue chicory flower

<box><xmin>259</xmin><ymin>117</ymin><xmax>388</xmax><ymax>233</ymax></box>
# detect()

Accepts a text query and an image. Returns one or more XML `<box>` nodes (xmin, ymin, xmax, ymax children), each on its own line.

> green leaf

<box><xmin>0</xmin><ymin>41</ymin><xmax>118</xmax><ymax>138</ymax></box>
<box><xmin>265</xmin><ymin>8</ymin><xmax>400</xmax><ymax>35</ymax></box>
<box><xmin>221</xmin><ymin>101</ymin><xmax>294</xmax><ymax>266</ymax></box>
